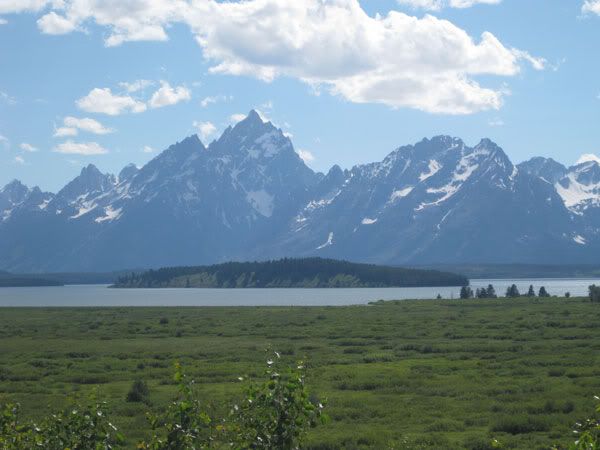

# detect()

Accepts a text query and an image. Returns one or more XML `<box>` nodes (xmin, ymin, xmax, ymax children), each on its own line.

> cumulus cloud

<box><xmin>398</xmin><ymin>0</ymin><xmax>501</xmax><ymax>10</ymax></box>
<box><xmin>193</xmin><ymin>120</ymin><xmax>217</xmax><ymax>140</ymax></box>
<box><xmin>53</xmin><ymin>140</ymin><xmax>108</xmax><ymax>155</ymax></box>
<box><xmin>37</xmin><ymin>11</ymin><xmax>78</xmax><ymax>34</ymax></box>
<box><xmin>19</xmin><ymin>142</ymin><xmax>38</xmax><ymax>152</ymax></box>
<box><xmin>55</xmin><ymin>116</ymin><xmax>114</xmax><ymax>137</ymax></box>
<box><xmin>119</xmin><ymin>79</ymin><xmax>155</xmax><ymax>93</ymax></box>
<box><xmin>200</xmin><ymin>94</ymin><xmax>232</xmax><ymax>107</ymax></box>
<box><xmin>76</xmin><ymin>88</ymin><xmax>147</xmax><ymax>115</ymax></box>
<box><xmin>0</xmin><ymin>0</ymin><xmax>50</xmax><ymax>14</ymax></box>
<box><xmin>0</xmin><ymin>134</ymin><xmax>8</xmax><ymax>147</ymax></box>
<box><xmin>14</xmin><ymin>155</ymin><xmax>25</xmax><ymax>164</ymax></box>
<box><xmin>230</xmin><ymin>113</ymin><xmax>246</xmax><ymax>124</ymax></box>
<box><xmin>297</xmin><ymin>149</ymin><xmax>315</xmax><ymax>164</ymax></box>
<box><xmin>0</xmin><ymin>91</ymin><xmax>15</xmax><ymax>105</ymax></box>
<box><xmin>576</xmin><ymin>153</ymin><xmax>600</xmax><ymax>165</ymax></box>
<box><xmin>10</xmin><ymin>0</ymin><xmax>543</xmax><ymax>114</ymax></box>
<box><xmin>149</xmin><ymin>81</ymin><xmax>191</xmax><ymax>108</ymax></box>
<box><xmin>583</xmin><ymin>0</ymin><xmax>600</xmax><ymax>15</ymax></box>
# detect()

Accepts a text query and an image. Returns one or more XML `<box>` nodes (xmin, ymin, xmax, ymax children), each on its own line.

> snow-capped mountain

<box><xmin>1</xmin><ymin>111</ymin><xmax>599</xmax><ymax>272</ymax></box>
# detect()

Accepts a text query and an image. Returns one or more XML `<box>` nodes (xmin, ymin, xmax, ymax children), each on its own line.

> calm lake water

<box><xmin>0</xmin><ymin>279</ymin><xmax>598</xmax><ymax>307</ymax></box>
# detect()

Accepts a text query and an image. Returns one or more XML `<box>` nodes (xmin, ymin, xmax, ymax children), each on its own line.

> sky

<box><xmin>0</xmin><ymin>0</ymin><xmax>599</xmax><ymax>192</ymax></box>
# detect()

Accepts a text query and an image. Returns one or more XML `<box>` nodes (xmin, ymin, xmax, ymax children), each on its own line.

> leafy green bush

<box><xmin>568</xmin><ymin>396</ymin><xmax>600</xmax><ymax>450</ymax></box>
<box><xmin>126</xmin><ymin>379</ymin><xmax>149</xmax><ymax>403</ymax></box>
<box><xmin>230</xmin><ymin>352</ymin><xmax>328</xmax><ymax>449</ymax></box>
<box><xmin>0</xmin><ymin>395</ymin><xmax>123</xmax><ymax>449</ymax></box>
<box><xmin>0</xmin><ymin>355</ymin><xmax>327</xmax><ymax>449</ymax></box>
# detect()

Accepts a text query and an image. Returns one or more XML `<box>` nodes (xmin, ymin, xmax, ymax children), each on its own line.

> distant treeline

<box><xmin>0</xmin><ymin>277</ymin><xmax>63</xmax><ymax>287</ymax></box>
<box><xmin>0</xmin><ymin>270</ymin><xmax>133</xmax><ymax>287</ymax></box>
<box><xmin>113</xmin><ymin>258</ymin><xmax>468</xmax><ymax>289</ymax></box>
<box><xmin>417</xmin><ymin>263</ymin><xmax>600</xmax><ymax>279</ymax></box>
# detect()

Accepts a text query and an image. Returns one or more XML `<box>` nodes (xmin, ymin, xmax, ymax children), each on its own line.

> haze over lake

<box><xmin>0</xmin><ymin>278</ymin><xmax>596</xmax><ymax>307</ymax></box>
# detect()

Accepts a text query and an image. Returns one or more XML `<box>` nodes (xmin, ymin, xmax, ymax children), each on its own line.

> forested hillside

<box><xmin>114</xmin><ymin>258</ymin><xmax>467</xmax><ymax>288</ymax></box>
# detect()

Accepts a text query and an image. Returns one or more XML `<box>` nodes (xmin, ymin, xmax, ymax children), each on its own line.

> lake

<box><xmin>0</xmin><ymin>278</ymin><xmax>597</xmax><ymax>307</ymax></box>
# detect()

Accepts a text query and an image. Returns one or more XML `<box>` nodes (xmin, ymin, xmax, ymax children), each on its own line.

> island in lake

<box><xmin>113</xmin><ymin>258</ymin><xmax>468</xmax><ymax>289</ymax></box>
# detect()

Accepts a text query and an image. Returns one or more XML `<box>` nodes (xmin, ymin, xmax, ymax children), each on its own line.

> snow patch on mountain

<box><xmin>246</xmin><ymin>190</ymin><xmax>274</xmax><ymax>217</ymax></box>
<box><xmin>95</xmin><ymin>206</ymin><xmax>123</xmax><ymax>223</ymax></box>
<box><xmin>419</xmin><ymin>160</ymin><xmax>441</xmax><ymax>181</ymax></box>
<box><xmin>70</xmin><ymin>203</ymin><xmax>97</xmax><ymax>219</ymax></box>
<box><xmin>390</xmin><ymin>187</ymin><xmax>413</xmax><ymax>202</ymax></box>
<box><xmin>316</xmin><ymin>232</ymin><xmax>334</xmax><ymax>250</ymax></box>
<box><xmin>361</xmin><ymin>217</ymin><xmax>377</xmax><ymax>225</ymax></box>
<box><xmin>555</xmin><ymin>172</ymin><xmax>600</xmax><ymax>212</ymax></box>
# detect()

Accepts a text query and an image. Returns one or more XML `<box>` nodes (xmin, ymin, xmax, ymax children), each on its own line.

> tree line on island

<box><xmin>113</xmin><ymin>258</ymin><xmax>468</xmax><ymax>289</ymax></box>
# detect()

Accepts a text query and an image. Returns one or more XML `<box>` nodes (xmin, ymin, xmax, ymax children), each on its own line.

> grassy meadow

<box><xmin>0</xmin><ymin>297</ymin><xmax>599</xmax><ymax>449</ymax></box>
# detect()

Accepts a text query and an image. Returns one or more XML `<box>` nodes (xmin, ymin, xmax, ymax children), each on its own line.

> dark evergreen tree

<box><xmin>589</xmin><ymin>285</ymin><xmax>600</xmax><ymax>303</ymax></box>
<box><xmin>476</xmin><ymin>287</ymin><xmax>488</xmax><ymax>299</ymax></box>
<box><xmin>460</xmin><ymin>286</ymin><xmax>474</xmax><ymax>299</ymax></box>
<box><xmin>506</xmin><ymin>284</ymin><xmax>520</xmax><ymax>298</ymax></box>
<box><xmin>487</xmin><ymin>284</ymin><xmax>497</xmax><ymax>298</ymax></box>
<box><xmin>538</xmin><ymin>286</ymin><xmax>550</xmax><ymax>297</ymax></box>
<box><xmin>527</xmin><ymin>285</ymin><xmax>536</xmax><ymax>297</ymax></box>
<box><xmin>565</xmin><ymin>292</ymin><xmax>571</xmax><ymax>298</ymax></box>
<box><xmin>436</xmin><ymin>294</ymin><xmax>442</xmax><ymax>300</ymax></box>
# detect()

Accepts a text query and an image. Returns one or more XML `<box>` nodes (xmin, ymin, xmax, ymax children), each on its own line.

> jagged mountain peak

<box><xmin>1</xmin><ymin>179</ymin><xmax>29</xmax><ymax>195</ymax></box>
<box><xmin>118</xmin><ymin>163</ymin><xmax>139</xmax><ymax>183</ymax></box>
<box><xmin>518</xmin><ymin>157</ymin><xmax>567</xmax><ymax>184</ymax></box>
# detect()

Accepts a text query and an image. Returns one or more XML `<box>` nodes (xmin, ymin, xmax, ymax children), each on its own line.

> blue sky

<box><xmin>0</xmin><ymin>0</ymin><xmax>599</xmax><ymax>192</ymax></box>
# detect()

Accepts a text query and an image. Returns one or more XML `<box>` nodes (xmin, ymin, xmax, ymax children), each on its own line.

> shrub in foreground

<box><xmin>1</xmin><ymin>353</ymin><xmax>326</xmax><ymax>450</ymax></box>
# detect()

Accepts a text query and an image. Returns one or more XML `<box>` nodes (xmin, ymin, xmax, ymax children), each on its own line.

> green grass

<box><xmin>0</xmin><ymin>297</ymin><xmax>599</xmax><ymax>449</ymax></box>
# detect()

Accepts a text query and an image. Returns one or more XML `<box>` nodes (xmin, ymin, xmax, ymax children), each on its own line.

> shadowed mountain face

<box><xmin>0</xmin><ymin>111</ymin><xmax>598</xmax><ymax>272</ymax></box>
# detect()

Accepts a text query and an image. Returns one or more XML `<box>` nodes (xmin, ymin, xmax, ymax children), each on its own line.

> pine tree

<box><xmin>487</xmin><ymin>284</ymin><xmax>497</xmax><ymax>298</ymax></box>
<box><xmin>538</xmin><ymin>286</ymin><xmax>550</xmax><ymax>297</ymax></box>
<box><xmin>527</xmin><ymin>285</ymin><xmax>535</xmax><ymax>297</ymax></box>
<box><xmin>460</xmin><ymin>286</ymin><xmax>473</xmax><ymax>299</ymax></box>
<box><xmin>476</xmin><ymin>287</ymin><xmax>488</xmax><ymax>299</ymax></box>
<box><xmin>589</xmin><ymin>285</ymin><xmax>600</xmax><ymax>302</ymax></box>
<box><xmin>506</xmin><ymin>284</ymin><xmax>520</xmax><ymax>298</ymax></box>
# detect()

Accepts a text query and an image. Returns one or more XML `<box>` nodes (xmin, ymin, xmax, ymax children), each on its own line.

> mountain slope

<box><xmin>1</xmin><ymin>114</ymin><xmax>598</xmax><ymax>271</ymax></box>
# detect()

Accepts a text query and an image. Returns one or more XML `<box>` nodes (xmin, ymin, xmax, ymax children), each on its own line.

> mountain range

<box><xmin>1</xmin><ymin>110</ymin><xmax>599</xmax><ymax>272</ymax></box>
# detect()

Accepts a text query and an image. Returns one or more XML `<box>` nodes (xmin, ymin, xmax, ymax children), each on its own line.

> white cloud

<box><xmin>54</xmin><ymin>126</ymin><xmax>78</xmax><ymax>137</ymax></box>
<box><xmin>19</xmin><ymin>142</ymin><xmax>38</xmax><ymax>152</ymax></box>
<box><xmin>37</xmin><ymin>11</ymin><xmax>78</xmax><ymax>34</ymax></box>
<box><xmin>297</xmin><ymin>148</ymin><xmax>315</xmax><ymax>164</ymax></box>
<box><xmin>0</xmin><ymin>134</ymin><xmax>8</xmax><ymax>147</ymax></box>
<box><xmin>142</xmin><ymin>145</ymin><xmax>155</xmax><ymax>153</ymax></box>
<box><xmin>119</xmin><ymin>79</ymin><xmax>155</xmax><ymax>93</ymax></box>
<box><xmin>398</xmin><ymin>0</ymin><xmax>501</xmax><ymax>9</ymax></box>
<box><xmin>0</xmin><ymin>91</ymin><xmax>15</xmax><ymax>105</ymax></box>
<box><xmin>200</xmin><ymin>94</ymin><xmax>232</xmax><ymax>107</ymax></box>
<box><xmin>488</xmin><ymin>118</ymin><xmax>504</xmax><ymax>127</ymax></box>
<box><xmin>193</xmin><ymin>120</ymin><xmax>217</xmax><ymax>140</ymax></box>
<box><xmin>76</xmin><ymin>88</ymin><xmax>147</xmax><ymax>115</ymax></box>
<box><xmin>14</xmin><ymin>0</ymin><xmax>543</xmax><ymax>114</ymax></box>
<box><xmin>0</xmin><ymin>18</ymin><xmax>7</xmax><ymax>25</ymax></box>
<box><xmin>583</xmin><ymin>0</ymin><xmax>600</xmax><ymax>15</ymax></box>
<box><xmin>53</xmin><ymin>140</ymin><xmax>108</xmax><ymax>155</ymax></box>
<box><xmin>55</xmin><ymin>116</ymin><xmax>114</xmax><ymax>137</ymax></box>
<box><xmin>230</xmin><ymin>113</ymin><xmax>246</xmax><ymax>124</ymax></box>
<box><xmin>0</xmin><ymin>0</ymin><xmax>50</xmax><ymax>14</ymax></box>
<box><xmin>576</xmin><ymin>153</ymin><xmax>600</xmax><ymax>165</ymax></box>
<box><xmin>14</xmin><ymin>155</ymin><xmax>25</xmax><ymax>164</ymax></box>
<box><xmin>149</xmin><ymin>81</ymin><xmax>191</xmax><ymax>108</ymax></box>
